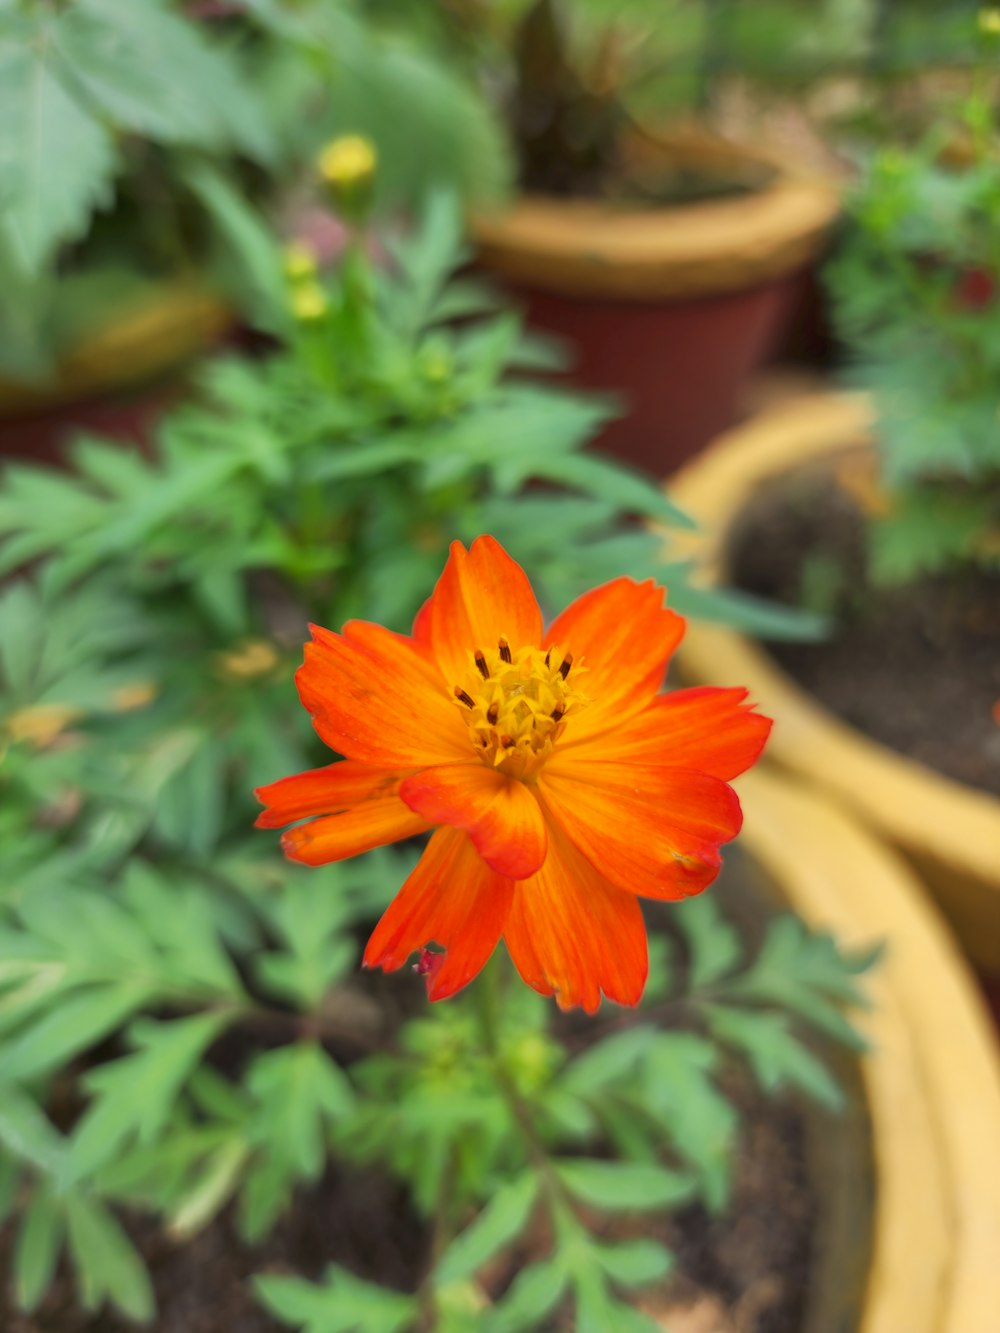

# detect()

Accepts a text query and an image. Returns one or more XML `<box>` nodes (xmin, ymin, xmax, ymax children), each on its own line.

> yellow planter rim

<box><xmin>471</xmin><ymin>128</ymin><xmax>840</xmax><ymax>302</ymax></box>
<box><xmin>669</xmin><ymin>392</ymin><xmax>1000</xmax><ymax>967</ymax></box>
<box><xmin>739</xmin><ymin>767</ymin><xmax>1000</xmax><ymax>1333</ymax></box>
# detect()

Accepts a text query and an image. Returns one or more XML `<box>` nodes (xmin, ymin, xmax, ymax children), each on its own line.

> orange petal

<box><xmin>543</xmin><ymin>579</ymin><xmax>684</xmax><ymax>742</ymax></box>
<box><xmin>280</xmin><ymin>798</ymin><xmax>431</xmax><ymax>866</ymax></box>
<box><xmin>363</xmin><ymin>827</ymin><xmax>514</xmax><ymax>1000</ymax></box>
<box><xmin>562</xmin><ymin>686</ymin><xmax>771</xmax><ymax>779</ymax></box>
<box><xmin>503</xmin><ymin>823</ymin><xmax>648</xmax><ymax>1013</ymax></box>
<box><xmin>399</xmin><ymin>765</ymin><xmax>547</xmax><ymax>879</ymax></box>
<box><xmin>296</xmin><ymin>620</ymin><xmax>469</xmax><ymax>767</ymax></box>
<box><xmin>539</xmin><ymin>761</ymin><xmax>743</xmax><ymax>900</ymax></box>
<box><xmin>255</xmin><ymin>760</ymin><xmax>406</xmax><ymax>829</ymax></box>
<box><xmin>419</xmin><ymin>536</ymin><xmax>543</xmax><ymax>688</ymax></box>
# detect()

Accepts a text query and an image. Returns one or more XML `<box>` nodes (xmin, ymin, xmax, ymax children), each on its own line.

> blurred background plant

<box><xmin>825</xmin><ymin>9</ymin><xmax>1000</xmax><ymax>584</ymax></box>
<box><xmin>0</xmin><ymin>0</ymin><xmax>511</xmax><ymax>386</ymax></box>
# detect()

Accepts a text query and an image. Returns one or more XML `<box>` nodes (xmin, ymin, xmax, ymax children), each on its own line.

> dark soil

<box><xmin>727</xmin><ymin>460</ymin><xmax>1000</xmax><ymax>797</ymax></box>
<box><xmin>0</xmin><ymin>854</ymin><xmax>869</xmax><ymax>1333</ymax></box>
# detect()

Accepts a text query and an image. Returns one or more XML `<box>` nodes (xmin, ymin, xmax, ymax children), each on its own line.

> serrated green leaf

<box><xmin>706</xmin><ymin>1005</ymin><xmax>844</xmax><ymax>1110</ymax></box>
<box><xmin>65</xmin><ymin>1190</ymin><xmax>154</xmax><ymax>1322</ymax></box>
<box><xmin>14</xmin><ymin>1182</ymin><xmax>64</xmax><ymax>1312</ymax></box>
<box><xmin>0</xmin><ymin>32</ymin><xmax>116</xmax><ymax>273</ymax></box>
<box><xmin>639</xmin><ymin>1034</ymin><xmax>737</xmax><ymax>1213</ymax></box>
<box><xmin>436</xmin><ymin>1172</ymin><xmax>538</xmax><ymax>1285</ymax></box>
<box><xmin>675</xmin><ymin>894</ymin><xmax>743</xmax><ymax>989</ymax></box>
<box><xmin>61</xmin><ymin>0</ymin><xmax>275</xmax><ymax>161</ymax></box>
<box><xmin>727</xmin><ymin>916</ymin><xmax>873</xmax><ymax>1050</ymax></box>
<box><xmin>67</xmin><ymin>1011</ymin><xmax>232</xmax><ymax>1183</ymax></box>
<box><xmin>555</xmin><ymin>1160</ymin><xmax>694</xmax><ymax>1212</ymax></box>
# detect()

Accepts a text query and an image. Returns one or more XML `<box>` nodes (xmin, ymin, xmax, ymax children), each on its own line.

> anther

<box><xmin>558</xmin><ymin>653</ymin><xmax>573</xmax><ymax>679</ymax></box>
<box><xmin>498</xmin><ymin>637</ymin><xmax>513</xmax><ymax>664</ymax></box>
<box><xmin>474</xmin><ymin>649</ymin><xmax>489</xmax><ymax>679</ymax></box>
<box><xmin>454</xmin><ymin>688</ymin><xmax>475</xmax><ymax>709</ymax></box>
<box><xmin>486</xmin><ymin>700</ymin><xmax>500</xmax><ymax>725</ymax></box>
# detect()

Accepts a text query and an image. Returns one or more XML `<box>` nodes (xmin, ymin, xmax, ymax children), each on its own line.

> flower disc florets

<box><xmin>453</xmin><ymin>637</ymin><xmax>588</xmax><ymax>780</ymax></box>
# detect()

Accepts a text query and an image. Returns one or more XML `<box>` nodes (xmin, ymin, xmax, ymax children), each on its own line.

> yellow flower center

<box><xmin>453</xmin><ymin>637</ymin><xmax>588</xmax><ymax>780</ymax></box>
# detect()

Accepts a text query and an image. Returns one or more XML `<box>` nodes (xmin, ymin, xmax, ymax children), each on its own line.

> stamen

<box><xmin>474</xmin><ymin>649</ymin><xmax>489</xmax><ymax>679</ymax></box>
<box><xmin>454</xmin><ymin>688</ymin><xmax>475</xmax><ymax>709</ymax></box>
<box><xmin>558</xmin><ymin>653</ymin><xmax>573</xmax><ymax>680</ymax></box>
<box><xmin>498</xmin><ymin>637</ymin><xmax>513</xmax><ymax>664</ymax></box>
<box><xmin>486</xmin><ymin>700</ymin><xmax>500</xmax><ymax>725</ymax></box>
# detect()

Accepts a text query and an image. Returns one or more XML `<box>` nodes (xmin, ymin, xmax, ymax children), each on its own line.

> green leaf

<box><xmin>436</xmin><ymin>1172</ymin><xmax>538</xmax><ymax>1285</ymax></box>
<box><xmin>727</xmin><ymin>915</ymin><xmax>876</xmax><ymax>1050</ymax></box>
<box><xmin>0</xmin><ymin>982</ymin><xmax>151</xmax><ymax>1083</ymax></box>
<box><xmin>639</xmin><ymin>1034</ymin><xmax>737</xmax><ymax>1213</ymax></box>
<box><xmin>14</xmin><ymin>1182</ymin><xmax>64</xmax><ymax>1312</ymax></box>
<box><xmin>60</xmin><ymin>0</ymin><xmax>275</xmax><ymax>161</ymax></box>
<box><xmin>68</xmin><ymin>1011</ymin><xmax>232</xmax><ymax>1182</ymax></box>
<box><xmin>675</xmin><ymin>894</ymin><xmax>743</xmax><ymax>989</ymax></box>
<box><xmin>65</xmin><ymin>1190</ymin><xmax>155</xmax><ymax>1322</ymax></box>
<box><xmin>592</xmin><ymin>1237</ymin><xmax>673</xmax><ymax>1289</ymax></box>
<box><xmin>555</xmin><ymin>1160</ymin><xmax>694</xmax><ymax>1212</ymax></box>
<box><xmin>705</xmin><ymin>1005</ymin><xmax>844</xmax><ymax>1110</ymax></box>
<box><xmin>254</xmin><ymin>1264</ymin><xmax>417</xmax><ymax>1333</ymax></box>
<box><xmin>239</xmin><ymin>1044</ymin><xmax>354</xmax><ymax>1242</ymax></box>
<box><xmin>166</xmin><ymin>1137</ymin><xmax>251</xmax><ymax>1240</ymax></box>
<box><xmin>550</xmin><ymin>453</ymin><xmax>696</xmax><ymax>529</ymax></box>
<box><xmin>0</xmin><ymin>30</ymin><xmax>117</xmax><ymax>274</ymax></box>
<box><xmin>184</xmin><ymin>161</ymin><xmax>289</xmax><ymax>332</ymax></box>
<box><xmin>0</xmin><ymin>1084</ymin><xmax>64</xmax><ymax>1174</ymax></box>
<box><xmin>486</xmin><ymin>1258</ymin><xmax>568</xmax><ymax>1333</ymax></box>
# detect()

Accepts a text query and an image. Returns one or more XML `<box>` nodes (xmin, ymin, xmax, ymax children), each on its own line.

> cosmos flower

<box><xmin>256</xmin><ymin>536</ymin><xmax>770</xmax><ymax>1012</ymax></box>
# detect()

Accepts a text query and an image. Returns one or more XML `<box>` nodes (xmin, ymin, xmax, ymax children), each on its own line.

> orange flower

<box><xmin>256</xmin><ymin>537</ymin><xmax>770</xmax><ymax>1012</ymax></box>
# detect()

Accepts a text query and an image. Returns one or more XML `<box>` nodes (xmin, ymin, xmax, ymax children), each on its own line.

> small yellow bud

<box><xmin>317</xmin><ymin>135</ymin><xmax>377</xmax><ymax>224</ymax></box>
<box><xmin>317</xmin><ymin>135</ymin><xmax>377</xmax><ymax>189</ymax></box>
<box><xmin>979</xmin><ymin>7</ymin><xmax>1000</xmax><ymax>34</ymax></box>
<box><xmin>215</xmin><ymin>640</ymin><xmax>281</xmax><ymax>681</ymax></box>
<box><xmin>5</xmin><ymin>703</ymin><xmax>82</xmax><ymax>747</ymax></box>
<box><xmin>289</xmin><ymin>282</ymin><xmax>329</xmax><ymax>323</ymax></box>
<box><xmin>282</xmin><ymin>241</ymin><xmax>318</xmax><ymax>283</ymax></box>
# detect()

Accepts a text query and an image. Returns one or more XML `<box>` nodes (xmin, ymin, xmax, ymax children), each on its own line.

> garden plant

<box><xmin>0</xmin><ymin>151</ymin><xmax>873</xmax><ymax>1331</ymax></box>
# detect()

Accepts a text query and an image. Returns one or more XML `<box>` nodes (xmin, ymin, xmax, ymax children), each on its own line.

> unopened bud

<box><xmin>282</xmin><ymin>241</ymin><xmax>318</xmax><ymax>283</ymax></box>
<box><xmin>289</xmin><ymin>282</ymin><xmax>329</xmax><ymax>324</ymax></box>
<box><xmin>317</xmin><ymin>135</ymin><xmax>377</xmax><ymax>224</ymax></box>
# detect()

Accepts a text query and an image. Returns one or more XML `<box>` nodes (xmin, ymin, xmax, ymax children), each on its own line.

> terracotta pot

<box><xmin>738</xmin><ymin>768</ymin><xmax>1000</xmax><ymax>1333</ymax></box>
<box><xmin>669</xmin><ymin>393</ymin><xmax>1000</xmax><ymax>976</ymax></box>
<box><xmin>471</xmin><ymin>129</ymin><xmax>839</xmax><ymax>476</ymax></box>
<box><xmin>0</xmin><ymin>283</ymin><xmax>231</xmax><ymax>465</ymax></box>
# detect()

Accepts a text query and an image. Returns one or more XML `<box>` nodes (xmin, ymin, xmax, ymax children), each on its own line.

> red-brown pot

<box><xmin>472</xmin><ymin>129</ymin><xmax>839</xmax><ymax>476</ymax></box>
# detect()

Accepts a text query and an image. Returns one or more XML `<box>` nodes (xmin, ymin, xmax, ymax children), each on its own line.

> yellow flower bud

<box><xmin>289</xmin><ymin>282</ymin><xmax>329</xmax><ymax>324</ymax></box>
<box><xmin>318</xmin><ymin>135</ymin><xmax>377</xmax><ymax>189</ymax></box>
<box><xmin>282</xmin><ymin>241</ymin><xmax>318</xmax><ymax>283</ymax></box>
<box><xmin>317</xmin><ymin>135</ymin><xmax>377</xmax><ymax>223</ymax></box>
